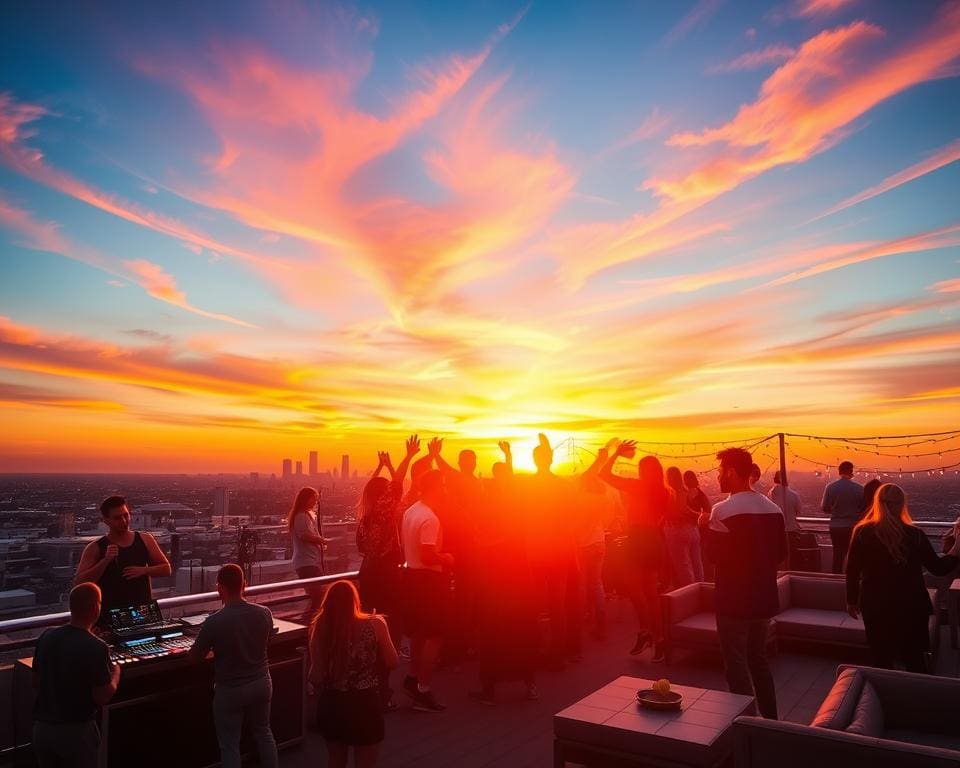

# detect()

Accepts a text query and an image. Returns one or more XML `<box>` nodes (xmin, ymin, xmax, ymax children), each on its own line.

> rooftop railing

<box><xmin>0</xmin><ymin>571</ymin><xmax>358</xmax><ymax>645</ymax></box>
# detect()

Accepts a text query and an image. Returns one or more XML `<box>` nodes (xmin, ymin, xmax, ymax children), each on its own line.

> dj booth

<box><xmin>13</xmin><ymin>608</ymin><xmax>308</xmax><ymax>768</ymax></box>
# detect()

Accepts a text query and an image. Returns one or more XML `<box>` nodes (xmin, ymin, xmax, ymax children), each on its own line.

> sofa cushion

<box><xmin>789</xmin><ymin>575</ymin><xmax>846</xmax><ymax>610</ymax></box>
<box><xmin>776</xmin><ymin>608</ymin><xmax>866</xmax><ymax>645</ymax></box>
<box><xmin>672</xmin><ymin>612</ymin><xmax>717</xmax><ymax>644</ymax></box>
<box><xmin>846</xmin><ymin>681</ymin><xmax>884</xmax><ymax>736</ymax></box>
<box><xmin>812</xmin><ymin>667</ymin><xmax>864</xmax><ymax>730</ymax></box>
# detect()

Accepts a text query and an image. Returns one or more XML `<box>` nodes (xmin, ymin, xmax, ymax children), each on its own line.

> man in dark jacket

<box><xmin>707</xmin><ymin>448</ymin><xmax>786</xmax><ymax>719</ymax></box>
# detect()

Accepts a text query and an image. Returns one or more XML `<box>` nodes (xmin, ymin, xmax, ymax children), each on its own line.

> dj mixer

<box><xmin>109</xmin><ymin>631</ymin><xmax>194</xmax><ymax>665</ymax></box>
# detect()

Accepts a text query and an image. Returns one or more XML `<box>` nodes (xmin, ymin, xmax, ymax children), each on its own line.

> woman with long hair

<box><xmin>663</xmin><ymin>466</ymin><xmax>703</xmax><ymax>588</ymax></box>
<box><xmin>310</xmin><ymin>580</ymin><xmax>398</xmax><ymax>768</ymax></box>
<box><xmin>599</xmin><ymin>441</ymin><xmax>672</xmax><ymax>661</ymax></box>
<box><xmin>356</xmin><ymin>435</ymin><xmax>420</xmax><ymax>711</ymax></box>
<box><xmin>288</xmin><ymin>486</ymin><xmax>326</xmax><ymax>624</ymax></box>
<box><xmin>846</xmin><ymin>483</ymin><xmax>960</xmax><ymax>672</ymax></box>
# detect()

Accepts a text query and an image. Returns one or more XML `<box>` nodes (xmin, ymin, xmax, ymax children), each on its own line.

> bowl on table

<box><xmin>636</xmin><ymin>688</ymin><xmax>683</xmax><ymax>711</ymax></box>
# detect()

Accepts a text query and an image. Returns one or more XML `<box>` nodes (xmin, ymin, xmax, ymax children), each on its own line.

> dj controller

<box><xmin>109</xmin><ymin>631</ymin><xmax>194</xmax><ymax>665</ymax></box>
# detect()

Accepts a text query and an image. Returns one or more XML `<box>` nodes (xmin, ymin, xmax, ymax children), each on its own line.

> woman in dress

<box><xmin>846</xmin><ymin>483</ymin><xmax>960</xmax><ymax>672</ymax></box>
<box><xmin>288</xmin><ymin>486</ymin><xmax>326</xmax><ymax>624</ymax></box>
<box><xmin>309</xmin><ymin>580</ymin><xmax>399</xmax><ymax>768</ymax></box>
<box><xmin>599</xmin><ymin>441</ymin><xmax>672</xmax><ymax>661</ymax></box>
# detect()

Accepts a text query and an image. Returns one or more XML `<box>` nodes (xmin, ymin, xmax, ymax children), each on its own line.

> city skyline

<box><xmin>1</xmin><ymin>1</ymin><xmax>959</xmax><ymax>473</ymax></box>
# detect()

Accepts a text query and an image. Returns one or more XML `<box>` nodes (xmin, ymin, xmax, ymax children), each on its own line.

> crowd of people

<box><xmin>26</xmin><ymin>442</ymin><xmax>960</xmax><ymax>768</ymax></box>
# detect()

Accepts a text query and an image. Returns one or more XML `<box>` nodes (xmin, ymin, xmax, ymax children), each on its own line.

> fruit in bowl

<box><xmin>652</xmin><ymin>678</ymin><xmax>671</xmax><ymax>696</ymax></box>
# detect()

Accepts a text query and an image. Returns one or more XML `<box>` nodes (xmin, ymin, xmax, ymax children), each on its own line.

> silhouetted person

<box><xmin>748</xmin><ymin>463</ymin><xmax>765</xmax><ymax>494</ymax></box>
<box><xmin>400</xmin><ymin>469</ymin><xmax>453</xmax><ymax>711</ymax></box>
<box><xmin>577</xmin><ymin>448</ymin><xmax>618</xmax><ymax>640</ymax></box>
<box><xmin>357</xmin><ymin>435</ymin><xmax>420</xmax><ymax>710</ymax></box>
<box><xmin>433</xmin><ymin>441</ymin><xmax>483</xmax><ymax>666</ymax></box>
<box><xmin>707</xmin><ymin>447</ymin><xmax>785</xmax><ymax>720</ymax></box>
<box><xmin>862</xmin><ymin>477</ymin><xmax>882</xmax><ymax>514</ymax></box>
<box><xmin>821</xmin><ymin>461</ymin><xmax>864</xmax><ymax>573</ymax></box>
<box><xmin>32</xmin><ymin>583</ymin><xmax>120</xmax><ymax>768</ymax></box>
<box><xmin>189</xmin><ymin>564</ymin><xmax>277</xmax><ymax>768</ymax></box>
<box><xmin>470</xmin><ymin>441</ymin><xmax>539</xmax><ymax>705</ymax></box>
<box><xmin>599</xmin><ymin>442</ymin><xmax>669</xmax><ymax>662</ymax></box>
<box><xmin>289</xmin><ymin>486</ymin><xmax>328</xmax><ymax>624</ymax></box>
<box><xmin>846</xmin><ymin>484</ymin><xmax>960</xmax><ymax>673</ymax></box>
<box><xmin>310</xmin><ymin>580</ymin><xmax>398</xmax><ymax>768</ymax></box>
<box><xmin>523</xmin><ymin>434</ymin><xmax>581</xmax><ymax>668</ymax></box>
<box><xmin>684</xmin><ymin>470</ymin><xmax>714</xmax><ymax>580</ymax></box>
<box><xmin>768</xmin><ymin>471</ymin><xmax>801</xmax><ymax>533</ymax></box>
<box><xmin>75</xmin><ymin>495</ymin><xmax>171</xmax><ymax>621</ymax></box>
<box><xmin>664</xmin><ymin>466</ymin><xmax>702</xmax><ymax>587</ymax></box>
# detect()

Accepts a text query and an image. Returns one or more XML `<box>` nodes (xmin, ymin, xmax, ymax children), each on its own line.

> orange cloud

<box><xmin>794</xmin><ymin>0</ymin><xmax>859</xmax><ymax>17</ymax></box>
<box><xmin>649</xmin><ymin>8</ymin><xmax>960</xmax><ymax>203</ymax></box>
<box><xmin>814</xmin><ymin>138</ymin><xmax>960</xmax><ymax>220</ymax></box>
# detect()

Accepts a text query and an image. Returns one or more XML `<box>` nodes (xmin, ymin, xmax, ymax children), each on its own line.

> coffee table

<box><xmin>554</xmin><ymin>676</ymin><xmax>754</xmax><ymax>768</ymax></box>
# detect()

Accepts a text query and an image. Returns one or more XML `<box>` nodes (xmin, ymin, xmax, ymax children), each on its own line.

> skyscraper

<box><xmin>214</xmin><ymin>486</ymin><xmax>229</xmax><ymax>525</ymax></box>
<box><xmin>295</xmin><ymin>460</ymin><xmax>303</xmax><ymax>475</ymax></box>
<box><xmin>341</xmin><ymin>454</ymin><xmax>350</xmax><ymax>482</ymax></box>
<box><xmin>282</xmin><ymin>458</ymin><xmax>292</xmax><ymax>479</ymax></box>
<box><xmin>309</xmin><ymin>450</ymin><xmax>318</xmax><ymax>476</ymax></box>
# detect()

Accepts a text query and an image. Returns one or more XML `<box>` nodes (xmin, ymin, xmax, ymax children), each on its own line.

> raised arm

<box><xmin>372</xmin><ymin>452</ymin><xmax>389</xmax><ymax>478</ymax></box>
<box><xmin>75</xmin><ymin>540</ymin><xmax>113</xmax><ymax>585</ymax></box>
<box><xmin>598</xmin><ymin>440</ymin><xmax>638</xmax><ymax>493</ymax></box>
<box><xmin>498</xmin><ymin>441</ymin><xmax>513</xmax><ymax>475</ymax></box>
<box><xmin>392</xmin><ymin>435</ymin><xmax>421</xmax><ymax>486</ymax></box>
<box><xmin>429</xmin><ymin>437</ymin><xmax>456</xmax><ymax>476</ymax></box>
<box><xmin>582</xmin><ymin>447</ymin><xmax>609</xmax><ymax>478</ymax></box>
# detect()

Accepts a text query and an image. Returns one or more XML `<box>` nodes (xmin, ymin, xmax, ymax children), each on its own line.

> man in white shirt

<box><xmin>768</xmin><ymin>471</ymin><xmax>801</xmax><ymax>533</ymax></box>
<box><xmin>400</xmin><ymin>470</ymin><xmax>453</xmax><ymax>712</ymax></box>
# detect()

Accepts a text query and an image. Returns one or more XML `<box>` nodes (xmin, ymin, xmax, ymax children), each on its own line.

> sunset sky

<box><xmin>1</xmin><ymin>0</ymin><xmax>959</xmax><ymax>474</ymax></box>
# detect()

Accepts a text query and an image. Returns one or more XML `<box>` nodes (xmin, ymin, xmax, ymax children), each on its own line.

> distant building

<box><xmin>309</xmin><ymin>451</ymin><xmax>318</xmax><ymax>476</ymax></box>
<box><xmin>341</xmin><ymin>455</ymin><xmax>350</xmax><ymax>482</ymax></box>
<box><xmin>295</xmin><ymin>460</ymin><xmax>303</xmax><ymax>476</ymax></box>
<box><xmin>131</xmin><ymin>503</ymin><xmax>199</xmax><ymax>530</ymax></box>
<box><xmin>282</xmin><ymin>458</ymin><xmax>292</xmax><ymax>480</ymax></box>
<box><xmin>213</xmin><ymin>487</ymin><xmax>229</xmax><ymax>524</ymax></box>
<box><xmin>250</xmin><ymin>472</ymin><xmax>259</xmax><ymax>483</ymax></box>
<box><xmin>57</xmin><ymin>512</ymin><xmax>75</xmax><ymax>537</ymax></box>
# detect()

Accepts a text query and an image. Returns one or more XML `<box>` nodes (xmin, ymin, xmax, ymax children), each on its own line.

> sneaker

<box><xmin>413</xmin><ymin>689</ymin><xmax>447</xmax><ymax>712</ymax></box>
<box><xmin>525</xmin><ymin>685</ymin><xmax>540</xmax><ymax>701</ymax></box>
<box><xmin>651</xmin><ymin>642</ymin><xmax>666</xmax><ymax>663</ymax></box>
<box><xmin>402</xmin><ymin>675</ymin><xmax>418</xmax><ymax>699</ymax></box>
<box><xmin>468</xmin><ymin>689</ymin><xmax>496</xmax><ymax>706</ymax></box>
<box><xmin>629</xmin><ymin>632</ymin><xmax>652</xmax><ymax>656</ymax></box>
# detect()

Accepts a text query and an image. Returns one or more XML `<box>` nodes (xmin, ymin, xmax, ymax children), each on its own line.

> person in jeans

<box><xmin>400</xmin><ymin>469</ymin><xmax>454</xmax><ymax>711</ymax></box>
<box><xmin>310</xmin><ymin>580</ymin><xmax>398</xmax><ymax>768</ymax></box>
<box><xmin>821</xmin><ymin>461</ymin><xmax>864</xmax><ymax>573</ymax></box>
<box><xmin>707</xmin><ymin>447</ymin><xmax>786</xmax><ymax>720</ymax></box>
<box><xmin>32</xmin><ymin>583</ymin><xmax>120</xmax><ymax>768</ymax></box>
<box><xmin>664</xmin><ymin>466</ymin><xmax>703</xmax><ymax>587</ymax></box>
<box><xmin>288</xmin><ymin>486</ymin><xmax>328</xmax><ymax>623</ymax></box>
<box><xmin>190</xmin><ymin>564</ymin><xmax>278</xmax><ymax>768</ymax></box>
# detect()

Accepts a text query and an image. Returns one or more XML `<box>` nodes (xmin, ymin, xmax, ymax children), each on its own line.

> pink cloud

<box><xmin>649</xmin><ymin>8</ymin><xmax>960</xmax><ymax>203</ymax></box>
<box><xmin>708</xmin><ymin>44</ymin><xmax>796</xmax><ymax>73</ymax></box>
<box><xmin>665</xmin><ymin>0</ymin><xmax>725</xmax><ymax>45</ymax></box>
<box><xmin>794</xmin><ymin>0</ymin><xmax>859</xmax><ymax>18</ymax></box>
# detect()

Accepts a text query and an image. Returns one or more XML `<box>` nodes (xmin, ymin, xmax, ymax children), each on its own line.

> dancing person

<box><xmin>189</xmin><ymin>564</ymin><xmax>277</xmax><ymax>768</ymax></box>
<box><xmin>75</xmin><ymin>495</ymin><xmax>171</xmax><ymax>621</ymax></box>
<box><xmin>32</xmin><ymin>583</ymin><xmax>120</xmax><ymax>768</ymax></box>
<box><xmin>432</xmin><ymin>440</ymin><xmax>483</xmax><ymax>667</ymax></box>
<box><xmin>577</xmin><ymin>448</ymin><xmax>617</xmax><ymax>640</ymax></box>
<box><xmin>310</xmin><ymin>580</ymin><xmax>399</xmax><ymax>768</ymax></box>
<box><xmin>523</xmin><ymin>434</ymin><xmax>581</xmax><ymax>668</ymax></box>
<box><xmin>708</xmin><ymin>447</ymin><xmax>786</xmax><ymax>720</ymax></box>
<box><xmin>599</xmin><ymin>442</ymin><xmax>670</xmax><ymax>662</ymax></box>
<box><xmin>684</xmin><ymin>471</ymin><xmax>714</xmax><ymax>581</ymax></box>
<box><xmin>664</xmin><ymin>466</ymin><xmax>703</xmax><ymax>587</ymax></box>
<box><xmin>400</xmin><ymin>469</ymin><xmax>453</xmax><ymax>711</ymax></box>
<box><xmin>357</xmin><ymin>435</ymin><xmax>420</xmax><ymax>710</ymax></box>
<box><xmin>288</xmin><ymin>486</ymin><xmax>328</xmax><ymax>624</ymax></box>
<box><xmin>469</xmin><ymin>441</ymin><xmax>539</xmax><ymax>705</ymax></box>
<box><xmin>846</xmin><ymin>484</ymin><xmax>960</xmax><ymax>673</ymax></box>
<box><xmin>821</xmin><ymin>461</ymin><xmax>864</xmax><ymax>573</ymax></box>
